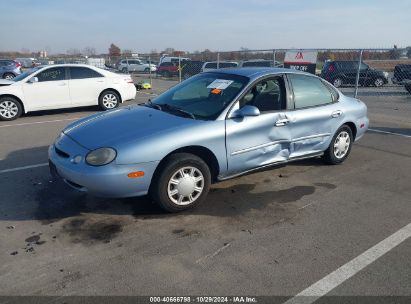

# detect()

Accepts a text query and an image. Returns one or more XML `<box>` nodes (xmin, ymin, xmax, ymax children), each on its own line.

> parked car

<box><xmin>181</xmin><ymin>61</ymin><xmax>204</xmax><ymax>79</ymax></box>
<box><xmin>392</xmin><ymin>64</ymin><xmax>411</xmax><ymax>84</ymax></box>
<box><xmin>201</xmin><ymin>61</ymin><xmax>238</xmax><ymax>72</ymax></box>
<box><xmin>49</xmin><ymin>68</ymin><xmax>368</xmax><ymax>212</ymax></box>
<box><xmin>157</xmin><ymin>62</ymin><xmax>180</xmax><ymax>77</ymax></box>
<box><xmin>15</xmin><ymin>58</ymin><xmax>40</xmax><ymax>68</ymax></box>
<box><xmin>117</xmin><ymin>59</ymin><xmax>156</xmax><ymax>73</ymax></box>
<box><xmin>321</xmin><ymin>60</ymin><xmax>388</xmax><ymax>88</ymax></box>
<box><xmin>0</xmin><ymin>64</ymin><xmax>136</xmax><ymax>121</ymax></box>
<box><xmin>405</xmin><ymin>80</ymin><xmax>411</xmax><ymax>94</ymax></box>
<box><xmin>239</xmin><ymin>59</ymin><xmax>283</xmax><ymax>68</ymax></box>
<box><xmin>159</xmin><ymin>55</ymin><xmax>190</xmax><ymax>65</ymax></box>
<box><xmin>0</xmin><ymin>60</ymin><xmax>22</xmax><ymax>80</ymax></box>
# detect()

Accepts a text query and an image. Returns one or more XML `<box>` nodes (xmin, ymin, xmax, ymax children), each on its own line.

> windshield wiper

<box><xmin>142</xmin><ymin>99</ymin><xmax>162</xmax><ymax>111</ymax></box>
<box><xmin>162</xmin><ymin>104</ymin><xmax>196</xmax><ymax>120</ymax></box>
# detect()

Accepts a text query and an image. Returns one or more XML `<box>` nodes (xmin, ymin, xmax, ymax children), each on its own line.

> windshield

<box><xmin>152</xmin><ymin>72</ymin><xmax>249</xmax><ymax>120</ymax></box>
<box><xmin>12</xmin><ymin>67</ymin><xmax>42</xmax><ymax>82</ymax></box>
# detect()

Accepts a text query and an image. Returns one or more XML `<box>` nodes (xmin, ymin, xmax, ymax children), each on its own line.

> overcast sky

<box><xmin>1</xmin><ymin>0</ymin><xmax>410</xmax><ymax>54</ymax></box>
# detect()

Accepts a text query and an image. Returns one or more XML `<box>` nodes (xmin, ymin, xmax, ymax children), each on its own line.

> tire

<box><xmin>323</xmin><ymin>125</ymin><xmax>353</xmax><ymax>165</ymax></box>
<box><xmin>150</xmin><ymin>153</ymin><xmax>211</xmax><ymax>212</ymax></box>
<box><xmin>164</xmin><ymin>71</ymin><xmax>171</xmax><ymax>78</ymax></box>
<box><xmin>0</xmin><ymin>96</ymin><xmax>22</xmax><ymax>121</ymax></box>
<box><xmin>121</xmin><ymin>67</ymin><xmax>128</xmax><ymax>73</ymax></box>
<box><xmin>332</xmin><ymin>77</ymin><xmax>343</xmax><ymax>88</ymax></box>
<box><xmin>99</xmin><ymin>91</ymin><xmax>120</xmax><ymax>111</ymax></box>
<box><xmin>405</xmin><ymin>83</ymin><xmax>411</xmax><ymax>94</ymax></box>
<box><xmin>144</xmin><ymin>68</ymin><xmax>150</xmax><ymax>73</ymax></box>
<box><xmin>2</xmin><ymin>73</ymin><xmax>15</xmax><ymax>80</ymax></box>
<box><xmin>374</xmin><ymin>77</ymin><xmax>384</xmax><ymax>87</ymax></box>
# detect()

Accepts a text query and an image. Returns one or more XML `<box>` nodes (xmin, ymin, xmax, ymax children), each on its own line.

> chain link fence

<box><xmin>133</xmin><ymin>48</ymin><xmax>411</xmax><ymax>97</ymax></box>
<box><xmin>2</xmin><ymin>48</ymin><xmax>410</xmax><ymax>96</ymax></box>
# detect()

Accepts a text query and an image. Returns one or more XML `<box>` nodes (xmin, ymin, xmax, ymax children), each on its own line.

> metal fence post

<box><xmin>273</xmin><ymin>49</ymin><xmax>276</xmax><ymax>67</ymax></box>
<box><xmin>178</xmin><ymin>55</ymin><xmax>182</xmax><ymax>83</ymax></box>
<box><xmin>148</xmin><ymin>55</ymin><xmax>152</xmax><ymax>87</ymax></box>
<box><xmin>217</xmin><ymin>52</ymin><xmax>220</xmax><ymax>69</ymax></box>
<box><xmin>354</xmin><ymin>49</ymin><xmax>363</xmax><ymax>98</ymax></box>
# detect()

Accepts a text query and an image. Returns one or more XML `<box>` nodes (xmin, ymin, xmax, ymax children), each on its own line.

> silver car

<box><xmin>49</xmin><ymin>68</ymin><xmax>369</xmax><ymax>212</ymax></box>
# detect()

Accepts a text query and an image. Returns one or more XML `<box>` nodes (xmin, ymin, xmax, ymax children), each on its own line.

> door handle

<box><xmin>331</xmin><ymin>110</ymin><xmax>342</xmax><ymax>118</ymax></box>
<box><xmin>275</xmin><ymin>118</ymin><xmax>290</xmax><ymax>127</ymax></box>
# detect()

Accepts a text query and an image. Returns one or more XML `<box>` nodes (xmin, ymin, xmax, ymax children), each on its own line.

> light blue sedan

<box><xmin>49</xmin><ymin>68</ymin><xmax>369</xmax><ymax>212</ymax></box>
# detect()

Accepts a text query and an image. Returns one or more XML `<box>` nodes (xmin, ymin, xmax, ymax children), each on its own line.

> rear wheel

<box><xmin>323</xmin><ymin>125</ymin><xmax>353</xmax><ymax>165</ymax></box>
<box><xmin>0</xmin><ymin>97</ymin><xmax>22</xmax><ymax>121</ymax></box>
<box><xmin>121</xmin><ymin>67</ymin><xmax>128</xmax><ymax>73</ymax></box>
<box><xmin>99</xmin><ymin>91</ymin><xmax>120</xmax><ymax>111</ymax></box>
<box><xmin>2</xmin><ymin>73</ymin><xmax>15</xmax><ymax>80</ymax></box>
<box><xmin>144</xmin><ymin>68</ymin><xmax>150</xmax><ymax>73</ymax></box>
<box><xmin>332</xmin><ymin>77</ymin><xmax>343</xmax><ymax>88</ymax></box>
<box><xmin>150</xmin><ymin>153</ymin><xmax>211</xmax><ymax>212</ymax></box>
<box><xmin>374</xmin><ymin>77</ymin><xmax>384</xmax><ymax>87</ymax></box>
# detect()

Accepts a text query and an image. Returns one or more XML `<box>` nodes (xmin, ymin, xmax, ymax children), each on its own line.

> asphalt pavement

<box><xmin>0</xmin><ymin>79</ymin><xmax>410</xmax><ymax>302</ymax></box>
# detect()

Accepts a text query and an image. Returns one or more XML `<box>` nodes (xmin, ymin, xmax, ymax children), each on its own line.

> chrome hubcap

<box><xmin>375</xmin><ymin>79</ymin><xmax>383</xmax><ymax>87</ymax></box>
<box><xmin>0</xmin><ymin>101</ymin><xmax>18</xmax><ymax>118</ymax></box>
<box><xmin>333</xmin><ymin>131</ymin><xmax>350</xmax><ymax>159</ymax></box>
<box><xmin>102</xmin><ymin>94</ymin><xmax>118</xmax><ymax>109</ymax></box>
<box><xmin>333</xmin><ymin>79</ymin><xmax>342</xmax><ymax>87</ymax></box>
<box><xmin>4</xmin><ymin>74</ymin><xmax>14</xmax><ymax>80</ymax></box>
<box><xmin>167</xmin><ymin>166</ymin><xmax>204</xmax><ymax>205</ymax></box>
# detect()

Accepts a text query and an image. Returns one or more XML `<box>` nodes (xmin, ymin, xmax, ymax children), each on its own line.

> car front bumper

<box><xmin>48</xmin><ymin>137</ymin><xmax>159</xmax><ymax>198</ymax></box>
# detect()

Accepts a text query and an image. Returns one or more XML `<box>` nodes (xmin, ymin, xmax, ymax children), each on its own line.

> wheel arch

<box><xmin>99</xmin><ymin>88</ymin><xmax>123</xmax><ymax>104</ymax></box>
<box><xmin>342</xmin><ymin>121</ymin><xmax>357</xmax><ymax>139</ymax></box>
<box><xmin>152</xmin><ymin>145</ymin><xmax>220</xmax><ymax>184</ymax></box>
<box><xmin>0</xmin><ymin>94</ymin><xmax>26</xmax><ymax>113</ymax></box>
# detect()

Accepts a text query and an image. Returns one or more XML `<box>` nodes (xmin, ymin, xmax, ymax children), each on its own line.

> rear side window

<box><xmin>70</xmin><ymin>67</ymin><xmax>103</xmax><ymax>79</ymax></box>
<box><xmin>288</xmin><ymin>74</ymin><xmax>333</xmax><ymax>109</ymax></box>
<box><xmin>205</xmin><ymin>63</ymin><xmax>217</xmax><ymax>69</ymax></box>
<box><xmin>243</xmin><ymin>61</ymin><xmax>271</xmax><ymax>67</ymax></box>
<box><xmin>36</xmin><ymin>67</ymin><xmax>66</xmax><ymax>82</ymax></box>
<box><xmin>220</xmin><ymin>62</ymin><xmax>237</xmax><ymax>68</ymax></box>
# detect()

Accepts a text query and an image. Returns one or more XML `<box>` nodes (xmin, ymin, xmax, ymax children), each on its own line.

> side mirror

<box><xmin>28</xmin><ymin>77</ymin><xmax>38</xmax><ymax>83</ymax></box>
<box><xmin>229</xmin><ymin>105</ymin><xmax>260</xmax><ymax>118</ymax></box>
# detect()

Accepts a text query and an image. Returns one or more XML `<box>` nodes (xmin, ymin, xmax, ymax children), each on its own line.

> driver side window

<box><xmin>239</xmin><ymin>76</ymin><xmax>286</xmax><ymax>113</ymax></box>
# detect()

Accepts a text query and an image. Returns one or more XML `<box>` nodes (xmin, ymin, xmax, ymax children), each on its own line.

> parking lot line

<box><xmin>368</xmin><ymin>128</ymin><xmax>411</xmax><ymax>139</ymax></box>
<box><xmin>0</xmin><ymin>163</ymin><xmax>48</xmax><ymax>174</ymax></box>
<box><xmin>0</xmin><ymin>117</ymin><xmax>81</xmax><ymax>128</ymax></box>
<box><xmin>284</xmin><ymin>222</ymin><xmax>411</xmax><ymax>304</ymax></box>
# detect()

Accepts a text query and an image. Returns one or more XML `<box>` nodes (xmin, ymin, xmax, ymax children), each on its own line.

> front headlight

<box><xmin>86</xmin><ymin>148</ymin><xmax>116</xmax><ymax>166</ymax></box>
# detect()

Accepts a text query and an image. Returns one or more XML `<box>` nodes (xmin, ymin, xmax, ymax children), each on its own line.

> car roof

<box><xmin>207</xmin><ymin>67</ymin><xmax>309</xmax><ymax>80</ymax></box>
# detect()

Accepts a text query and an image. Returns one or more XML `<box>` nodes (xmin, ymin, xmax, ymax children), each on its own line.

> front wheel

<box><xmin>99</xmin><ymin>91</ymin><xmax>120</xmax><ymax>110</ymax></box>
<box><xmin>323</xmin><ymin>125</ymin><xmax>353</xmax><ymax>165</ymax></box>
<box><xmin>0</xmin><ymin>97</ymin><xmax>22</xmax><ymax>121</ymax></box>
<box><xmin>150</xmin><ymin>153</ymin><xmax>211</xmax><ymax>212</ymax></box>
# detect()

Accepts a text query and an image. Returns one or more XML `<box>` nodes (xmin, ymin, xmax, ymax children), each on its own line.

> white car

<box><xmin>117</xmin><ymin>59</ymin><xmax>156</xmax><ymax>73</ymax></box>
<box><xmin>0</xmin><ymin>64</ymin><xmax>137</xmax><ymax>121</ymax></box>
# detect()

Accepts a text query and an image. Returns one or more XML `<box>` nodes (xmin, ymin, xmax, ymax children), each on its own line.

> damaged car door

<box><xmin>225</xmin><ymin>75</ymin><xmax>292</xmax><ymax>175</ymax></box>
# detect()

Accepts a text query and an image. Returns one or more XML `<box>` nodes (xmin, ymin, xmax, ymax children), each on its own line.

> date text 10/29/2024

<box><xmin>150</xmin><ymin>296</ymin><xmax>257</xmax><ymax>303</ymax></box>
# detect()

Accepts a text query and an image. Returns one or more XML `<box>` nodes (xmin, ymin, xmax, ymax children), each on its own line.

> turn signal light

<box><xmin>127</xmin><ymin>171</ymin><xmax>145</xmax><ymax>178</ymax></box>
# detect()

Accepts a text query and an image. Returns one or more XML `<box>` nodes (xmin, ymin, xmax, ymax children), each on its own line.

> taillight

<box><xmin>14</xmin><ymin>61</ymin><xmax>22</xmax><ymax>68</ymax></box>
<box><xmin>328</xmin><ymin>64</ymin><xmax>334</xmax><ymax>72</ymax></box>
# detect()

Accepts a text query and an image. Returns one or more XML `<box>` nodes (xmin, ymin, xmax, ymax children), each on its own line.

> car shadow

<box><xmin>0</xmin><ymin>146</ymin><xmax>332</xmax><ymax>225</ymax></box>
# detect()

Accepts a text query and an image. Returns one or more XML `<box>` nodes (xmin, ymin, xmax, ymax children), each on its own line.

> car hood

<box><xmin>0</xmin><ymin>79</ymin><xmax>14</xmax><ymax>86</ymax></box>
<box><xmin>63</xmin><ymin>105</ymin><xmax>199</xmax><ymax>150</ymax></box>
